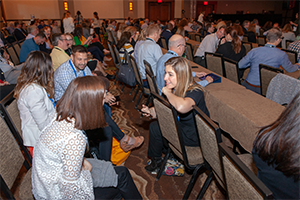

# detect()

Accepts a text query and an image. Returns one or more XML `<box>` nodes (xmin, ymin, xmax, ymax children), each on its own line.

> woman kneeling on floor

<box><xmin>31</xmin><ymin>76</ymin><xmax>142</xmax><ymax>200</ymax></box>
<box><xmin>142</xmin><ymin>57</ymin><xmax>210</xmax><ymax>172</ymax></box>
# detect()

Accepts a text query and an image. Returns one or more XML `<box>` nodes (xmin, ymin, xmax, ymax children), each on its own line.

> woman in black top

<box><xmin>216</xmin><ymin>26</ymin><xmax>246</xmax><ymax>62</ymax></box>
<box><xmin>246</xmin><ymin>23</ymin><xmax>257</xmax><ymax>43</ymax></box>
<box><xmin>253</xmin><ymin>92</ymin><xmax>300</xmax><ymax>199</ymax></box>
<box><xmin>141</xmin><ymin>57</ymin><xmax>210</xmax><ymax>172</ymax></box>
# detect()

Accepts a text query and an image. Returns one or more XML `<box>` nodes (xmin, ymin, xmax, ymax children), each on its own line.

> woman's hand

<box><xmin>82</xmin><ymin>158</ymin><xmax>92</xmax><ymax>172</ymax></box>
<box><xmin>141</xmin><ymin>104</ymin><xmax>156</xmax><ymax>118</ymax></box>
<box><xmin>105</xmin><ymin>92</ymin><xmax>117</xmax><ymax>106</ymax></box>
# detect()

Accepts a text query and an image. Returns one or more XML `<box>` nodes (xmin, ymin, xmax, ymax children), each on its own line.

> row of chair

<box><xmin>0</xmin><ymin>92</ymin><xmax>33</xmax><ymax>200</ymax></box>
<box><xmin>148</xmin><ymin>89</ymin><xmax>273</xmax><ymax>199</ymax></box>
<box><xmin>1</xmin><ymin>39</ymin><xmax>25</xmax><ymax>66</ymax></box>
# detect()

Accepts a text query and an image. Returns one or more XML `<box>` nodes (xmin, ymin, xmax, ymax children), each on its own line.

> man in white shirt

<box><xmin>194</xmin><ymin>23</ymin><xmax>226</xmax><ymax>68</ymax></box>
<box><xmin>137</xmin><ymin>24</ymin><xmax>162</xmax><ymax>87</ymax></box>
<box><xmin>141</xmin><ymin>19</ymin><xmax>149</xmax><ymax>30</ymax></box>
<box><xmin>25</xmin><ymin>25</ymin><xmax>39</xmax><ymax>40</ymax></box>
<box><xmin>63</xmin><ymin>11</ymin><xmax>74</xmax><ymax>34</ymax></box>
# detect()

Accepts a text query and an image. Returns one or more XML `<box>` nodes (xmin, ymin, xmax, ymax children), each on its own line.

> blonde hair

<box><xmin>165</xmin><ymin>57</ymin><xmax>202</xmax><ymax>97</ymax></box>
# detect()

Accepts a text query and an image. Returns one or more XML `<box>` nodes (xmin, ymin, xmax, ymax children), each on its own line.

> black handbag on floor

<box><xmin>117</xmin><ymin>50</ymin><xmax>136</xmax><ymax>87</ymax></box>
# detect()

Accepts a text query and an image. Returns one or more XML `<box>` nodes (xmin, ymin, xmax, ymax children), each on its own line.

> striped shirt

<box><xmin>119</xmin><ymin>43</ymin><xmax>134</xmax><ymax>62</ymax></box>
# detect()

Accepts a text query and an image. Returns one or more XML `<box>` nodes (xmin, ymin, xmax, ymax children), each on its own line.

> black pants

<box><xmin>98</xmin><ymin>112</ymin><xmax>125</xmax><ymax>161</ymax></box>
<box><xmin>194</xmin><ymin>56</ymin><xmax>206</xmax><ymax>68</ymax></box>
<box><xmin>147</xmin><ymin>121</ymin><xmax>169</xmax><ymax>158</ymax></box>
<box><xmin>94</xmin><ymin>166</ymin><xmax>142</xmax><ymax>200</ymax></box>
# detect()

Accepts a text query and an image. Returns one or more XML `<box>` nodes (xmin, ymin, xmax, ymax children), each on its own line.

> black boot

<box><xmin>145</xmin><ymin>157</ymin><xmax>163</xmax><ymax>172</ymax></box>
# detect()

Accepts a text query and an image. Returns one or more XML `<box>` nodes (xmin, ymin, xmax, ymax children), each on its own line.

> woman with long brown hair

<box><xmin>31</xmin><ymin>76</ymin><xmax>142</xmax><ymax>200</ymax></box>
<box><xmin>253</xmin><ymin>92</ymin><xmax>300</xmax><ymax>199</ymax></box>
<box><xmin>216</xmin><ymin>26</ymin><xmax>246</xmax><ymax>62</ymax></box>
<box><xmin>141</xmin><ymin>57</ymin><xmax>210</xmax><ymax>172</ymax></box>
<box><xmin>14</xmin><ymin>51</ymin><xmax>55</xmax><ymax>156</ymax></box>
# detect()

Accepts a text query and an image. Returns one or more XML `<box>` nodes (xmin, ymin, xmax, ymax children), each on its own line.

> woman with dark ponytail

<box><xmin>216</xmin><ymin>26</ymin><xmax>246</xmax><ymax>62</ymax></box>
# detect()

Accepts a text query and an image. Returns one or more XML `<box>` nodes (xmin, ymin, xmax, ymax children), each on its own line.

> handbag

<box><xmin>117</xmin><ymin>50</ymin><xmax>136</xmax><ymax>87</ymax></box>
<box><xmin>111</xmin><ymin>137</ymin><xmax>131</xmax><ymax>166</ymax></box>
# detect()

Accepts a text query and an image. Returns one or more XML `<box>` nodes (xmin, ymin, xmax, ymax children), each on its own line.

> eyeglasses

<box><xmin>177</xmin><ymin>44</ymin><xmax>186</xmax><ymax>48</ymax></box>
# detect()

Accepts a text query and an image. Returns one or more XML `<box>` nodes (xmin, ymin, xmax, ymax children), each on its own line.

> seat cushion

<box><xmin>19</xmin><ymin>168</ymin><xmax>34</xmax><ymax>200</ymax></box>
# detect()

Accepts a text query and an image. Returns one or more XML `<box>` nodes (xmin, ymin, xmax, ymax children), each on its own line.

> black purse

<box><xmin>117</xmin><ymin>49</ymin><xmax>136</xmax><ymax>87</ymax></box>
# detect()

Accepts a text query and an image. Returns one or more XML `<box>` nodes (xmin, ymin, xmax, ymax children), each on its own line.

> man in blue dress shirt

<box><xmin>156</xmin><ymin>34</ymin><xmax>213</xmax><ymax>94</ymax></box>
<box><xmin>239</xmin><ymin>28</ymin><xmax>300</xmax><ymax>94</ymax></box>
<box><xmin>54</xmin><ymin>45</ymin><xmax>93</xmax><ymax>101</ymax></box>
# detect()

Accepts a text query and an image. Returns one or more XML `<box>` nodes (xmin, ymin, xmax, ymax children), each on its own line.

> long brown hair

<box><xmin>253</xmin><ymin>92</ymin><xmax>300</xmax><ymax>181</ymax></box>
<box><xmin>14</xmin><ymin>51</ymin><xmax>54</xmax><ymax>99</ymax></box>
<box><xmin>56</xmin><ymin>76</ymin><xmax>107</xmax><ymax>130</ymax></box>
<box><xmin>226</xmin><ymin>26</ymin><xmax>242</xmax><ymax>54</ymax></box>
<box><xmin>165</xmin><ymin>57</ymin><xmax>201</xmax><ymax>98</ymax></box>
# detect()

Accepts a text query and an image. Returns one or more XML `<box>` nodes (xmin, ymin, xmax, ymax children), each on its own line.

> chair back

<box><xmin>259</xmin><ymin>64</ymin><xmax>283</xmax><ymax>96</ymax></box>
<box><xmin>113</xmin><ymin>44</ymin><xmax>122</xmax><ymax>65</ymax></box>
<box><xmin>281</xmin><ymin>49</ymin><xmax>297</xmax><ymax>64</ymax></box>
<box><xmin>252</xmin><ymin>43</ymin><xmax>259</xmax><ymax>48</ymax></box>
<box><xmin>160</xmin><ymin>37</ymin><xmax>168</xmax><ymax>49</ymax></box>
<box><xmin>185</xmin><ymin>43</ymin><xmax>194</xmax><ymax>61</ymax></box>
<box><xmin>205</xmin><ymin>52</ymin><xmax>225</xmax><ymax>76</ymax></box>
<box><xmin>195</xmin><ymin>34</ymin><xmax>201</xmax><ymax>42</ymax></box>
<box><xmin>107</xmin><ymin>42</ymin><xmax>119</xmax><ymax>69</ymax></box>
<box><xmin>146</xmin><ymin>69</ymin><xmax>159</xmax><ymax>94</ymax></box>
<box><xmin>219</xmin><ymin>143</ymin><xmax>273</xmax><ymax>200</ymax></box>
<box><xmin>190</xmin><ymin>34</ymin><xmax>196</xmax><ymax>41</ymax></box>
<box><xmin>257</xmin><ymin>36</ymin><xmax>266</xmax><ymax>45</ymax></box>
<box><xmin>223</xmin><ymin>57</ymin><xmax>241</xmax><ymax>84</ymax></box>
<box><xmin>13</xmin><ymin>42</ymin><xmax>21</xmax><ymax>57</ymax></box>
<box><xmin>130</xmin><ymin>55</ymin><xmax>143</xmax><ymax>87</ymax></box>
<box><xmin>259</xmin><ymin>29</ymin><xmax>264</xmax><ymax>36</ymax></box>
<box><xmin>243</xmin><ymin>42</ymin><xmax>252</xmax><ymax>54</ymax></box>
<box><xmin>194</xmin><ymin>106</ymin><xmax>225</xmax><ymax>188</ymax></box>
<box><xmin>285</xmin><ymin>40</ymin><xmax>293</xmax><ymax>49</ymax></box>
<box><xmin>6</xmin><ymin>100</ymin><xmax>22</xmax><ymax>136</ymax></box>
<box><xmin>106</xmin><ymin>29</ymin><xmax>114</xmax><ymax>44</ymax></box>
<box><xmin>5</xmin><ymin>45</ymin><xmax>20</xmax><ymax>65</ymax></box>
<box><xmin>242</xmin><ymin>35</ymin><xmax>248</xmax><ymax>43</ymax></box>
<box><xmin>152</xmin><ymin>92</ymin><xmax>203</xmax><ymax>168</ymax></box>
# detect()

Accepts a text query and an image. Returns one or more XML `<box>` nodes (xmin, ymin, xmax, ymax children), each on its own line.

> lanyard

<box><xmin>69</xmin><ymin>59</ymin><xmax>85</xmax><ymax>77</ymax></box>
<box><xmin>167</xmin><ymin>50</ymin><xmax>178</xmax><ymax>56</ymax></box>
<box><xmin>265</xmin><ymin>44</ymin><xmax>276</xmax><ymax>48</ymax></box>
<box><xmin>47</xmin><ymin>93</ymin><xmax>56</xmax><ymax>108</ymax></box>
<box><xmin>146</xmin><ymin>38</ymin><xmax>155</xmax><ymax>42</ymax></box>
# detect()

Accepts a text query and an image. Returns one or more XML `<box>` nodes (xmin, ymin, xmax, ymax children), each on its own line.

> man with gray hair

<box><xmin>239</xmin><ymin>28</ymin><xmax>300</xmax><ymax>94</ymax></box>
<box><xmin>26</xmin><ymin>25</ymin><xmax>39</xmax><ymax>40</ymax></box>
<box><xmin>50</xmin><ymin>33</ymin><xmax>69</xmax><ymax>71</ymax></box>
<box><xmin>156</xmin><ymin>34</ymin><xmax>213</xmax><ymax>94</ymax></box>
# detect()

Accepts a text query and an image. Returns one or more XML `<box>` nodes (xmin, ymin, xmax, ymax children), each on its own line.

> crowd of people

<box><xmin>0</xmin><ymin>10</ymin><xmax>300</xmax><ymax>199</ymax></box>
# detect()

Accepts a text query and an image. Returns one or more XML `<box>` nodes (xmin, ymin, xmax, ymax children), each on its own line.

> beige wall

<box><xmin>174</xmin><ymin>0</ymin><xmax>183</xmax><ymax>18</ymax></box>
<box><xmin>73</xmin><ymin>0</ymin><xmax>124</xmax><ymax>19</ymax></box>
<box><xmin>3</xmin><ymin>0</ymin><xmax>60</xmax><ymax>20</ymax></box>
<box><xmin>216</xmin><ymin>0</ymin><xmax>283</xmax><ymax>14</ymax></box>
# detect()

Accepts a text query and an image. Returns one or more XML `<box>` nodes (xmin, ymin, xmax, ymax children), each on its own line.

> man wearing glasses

<box><xmin>50</xmin><ymin>33</ymin><xmax>70</xmax><ymax>71</ymax></box>
<box><xmin>239</xmin><ymin>28</ymin><xmax>300</xmax><ymax>94</ymax></box>
<box><xmin>156</xmin><ymin>34</ymin><xmax>213</xmax><ymax>94</ymax></box>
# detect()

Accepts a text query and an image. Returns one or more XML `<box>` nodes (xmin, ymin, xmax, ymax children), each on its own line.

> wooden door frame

<box><xmin>145</xmin><ymin>0</ymin><xmax>174</xmax><ymax>21</ymax></box>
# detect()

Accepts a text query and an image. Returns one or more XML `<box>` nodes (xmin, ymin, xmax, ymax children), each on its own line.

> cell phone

<box><xmin>136</xmin><ymin>108</ymin><xmax>148</xmax><ymax>114</ymax></box>
<box><xmin>114</xmin><ymin>95</ymin><xmax>121</xmax><ymax>102</ymax></box>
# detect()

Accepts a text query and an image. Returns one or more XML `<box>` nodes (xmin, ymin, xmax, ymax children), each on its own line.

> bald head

<box><xmin>169</xmin><ymin>34</ymin><xmax>186</xmax><ymax>56</ymax></box>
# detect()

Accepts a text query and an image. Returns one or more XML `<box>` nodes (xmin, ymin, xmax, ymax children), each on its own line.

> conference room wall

<box><xmin>3</xmin><ymin>0</ymin><xmax>60</xmax><ymax>20</ymax></box>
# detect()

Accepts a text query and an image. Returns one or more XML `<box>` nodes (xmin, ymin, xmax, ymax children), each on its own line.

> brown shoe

<box><xmin>120</xmin><ymin>135</ymin><xmax>144</xmax><ymax>152</ymax></box>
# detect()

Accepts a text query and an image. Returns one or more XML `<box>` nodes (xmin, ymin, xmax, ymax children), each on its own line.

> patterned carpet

<box><xmin>107</xmin><ymin>79</ymin><xmax>226</xmax><ymax>200</ymax></box>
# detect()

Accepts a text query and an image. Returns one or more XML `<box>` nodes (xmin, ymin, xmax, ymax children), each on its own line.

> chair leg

<box><xmin>135</xmin><ymin>91</ymin><xmax>144</xmax><ymax>108</ymax></box>
<box><xmin>183</xmin><ymin>163</ymin><xmax>205</xmax><ymax>200</ymax></box>
<box><xmin>156</xmin><ymin>148</ymin><xmax>171</xmax><ymax>181</ymax></box>
<box><xmin>132</xmin><ymin>87</ymin><xmax>140</xmax><ymax>102</ymax></box>
<box><xmin>145</xmin><ymin>95</ymin><xmax>151</xmax><ymax>106</ymax></box>
<box><xmin>196</xmin><ymin>170</ymin><xmax>214</xmax><ymax>200</ymax></box>
<box><xmin>121</xmin><ymin>84</ymin><xmax>125</xmax><ymax>92</ymax></box>
<box><xmin>129</xmin><ymin>87</ymin><xmax>135</xmax><ymax>95</ymax></box>
<box><xmin>114</xmin><ymin>76</ymin><xmax>118</xmax><ymax>85</ymax></box>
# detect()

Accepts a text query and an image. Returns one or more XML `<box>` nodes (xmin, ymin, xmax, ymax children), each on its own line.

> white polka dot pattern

<box><xmin>31</xmin><ymin>117</ymin><xmax>94</xmax><ymax>200</ymax></box>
